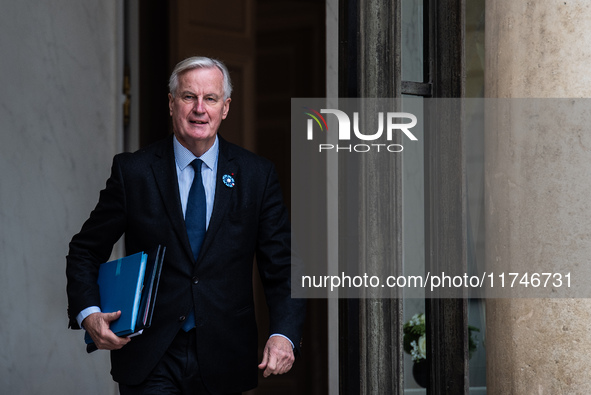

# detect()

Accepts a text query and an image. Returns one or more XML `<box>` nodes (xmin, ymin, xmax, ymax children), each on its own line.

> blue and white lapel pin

<box><xmin>222</xmin><ymin>173</ymin><xmax>235</xmax><ymax>188</ymax></box>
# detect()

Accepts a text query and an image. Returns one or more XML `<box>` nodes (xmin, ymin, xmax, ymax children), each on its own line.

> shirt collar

<box><xmin>173</xmin><ymin>135</ymin><xmax>219</xmax><ymax>171</ymax></box>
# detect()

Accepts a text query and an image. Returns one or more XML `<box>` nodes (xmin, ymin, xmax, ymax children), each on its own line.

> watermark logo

<box><xmin>304</xmin><ymin>107</ymin><xmax>418</xmax><ymax>153</ymax></box>
<box><xmin>303</xmin><ymin>107</ymin><xmax>329</xmax><ymax>138</ymax></box>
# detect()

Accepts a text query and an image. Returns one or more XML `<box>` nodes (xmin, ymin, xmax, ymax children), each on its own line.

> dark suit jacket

<box><xmin>66</xmin><ymin>135</ymin><xmax>305</xmax><ymax>393</ymax></box>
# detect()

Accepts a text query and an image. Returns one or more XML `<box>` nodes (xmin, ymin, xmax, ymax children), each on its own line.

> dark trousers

<box><xmin>119</xmin><ymin>329</ymin><xmax>242</xmax><ymax>395</ymax></box>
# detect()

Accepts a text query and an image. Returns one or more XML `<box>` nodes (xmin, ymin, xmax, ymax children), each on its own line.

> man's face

<box><xmin>168</xmin><ymin>67</ymin><xmax>231</xmax><ymax>154</ymax></box>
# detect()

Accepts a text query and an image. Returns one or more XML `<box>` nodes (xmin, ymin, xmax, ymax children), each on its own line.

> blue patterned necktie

<box><xmin>183</xmin><ymin>159</ymin><xmax>206</xmax><ymax>331</ymax></box>
<box><xmin>185</xmin><ymin>159</ymin><xmax>206</xmax><ymax>260</ymax></box>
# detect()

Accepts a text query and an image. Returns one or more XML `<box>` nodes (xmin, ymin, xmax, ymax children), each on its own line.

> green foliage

<box><xmin>403</xmin><ymin>313</ymin><xmax>480</xmax><ymax>361</ymax></box>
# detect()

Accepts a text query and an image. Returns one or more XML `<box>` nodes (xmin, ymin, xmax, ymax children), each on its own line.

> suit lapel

<box><xmin>197</xmin><ymin>137</ymin><xmax>237</xmax><ymax>263</ymax></box>
<box><xmin>151</xmin><ymin>136</ymin><xmax>195</xmax><ymax>261</ymax></box>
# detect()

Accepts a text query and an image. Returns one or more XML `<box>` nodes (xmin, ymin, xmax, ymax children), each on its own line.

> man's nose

<box><xmin>192</xmin><ymin>98</ymin><xmax>205</xmax><ymax>113</ymax></box>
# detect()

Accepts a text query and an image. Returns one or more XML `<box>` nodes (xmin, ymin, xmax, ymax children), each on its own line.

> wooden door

<box><xmin>169</xmin><ymin>1</ymin><xmax>327</xmax><ymax>393</ymax></box>
<box><xmin>169</xmin><ymin>0</ymin><xmax>256</xmax><ymax>151</ymax></box>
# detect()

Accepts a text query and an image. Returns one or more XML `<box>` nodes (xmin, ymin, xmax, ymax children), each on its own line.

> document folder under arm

<box><xmin>84</xmin><ymin>245</ymin><xmax>165</xmax><ymax>353</ymax></box>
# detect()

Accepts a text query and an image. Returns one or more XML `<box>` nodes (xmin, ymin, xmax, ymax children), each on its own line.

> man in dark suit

<box><xmin>66</xmin><ymin>56</ymin><xmax>306</xmax><ymax>394</ymax></box>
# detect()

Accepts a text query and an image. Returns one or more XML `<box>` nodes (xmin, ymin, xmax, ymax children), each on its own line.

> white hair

<box><xmin>168</xmin><ymin>56</ymin><xmax>233</xmax><ymax>100</ymax></box>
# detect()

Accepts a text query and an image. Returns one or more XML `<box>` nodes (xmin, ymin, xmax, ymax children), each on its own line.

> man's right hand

<box><xmin>82</xmin><ymin>311</ymin><xmax>131</xmax><ymax>350</ymax></box>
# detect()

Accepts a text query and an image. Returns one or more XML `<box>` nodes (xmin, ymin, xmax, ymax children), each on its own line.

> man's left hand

<box><xmin>258</xmin><ymin>336</ymin><xmax>295</xmax><ymax>377</ymax></box>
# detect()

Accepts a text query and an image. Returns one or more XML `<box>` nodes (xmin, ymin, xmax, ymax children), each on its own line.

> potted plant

<box><xmin>403</xmin><ymin>313</ymin><xmax>480</xmax><ymax>387</ymax></box>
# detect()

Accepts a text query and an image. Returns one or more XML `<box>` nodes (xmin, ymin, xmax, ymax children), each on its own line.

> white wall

<box><xmin>0</xmin><ymin>1</ymin><xmax>122</xmax><ymax>393</ymax></box>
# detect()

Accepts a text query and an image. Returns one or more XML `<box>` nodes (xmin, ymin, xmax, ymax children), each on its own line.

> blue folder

<box><xmin>84</xmin><ymin>246</ymin><xmax>165</xmax><ymax>350</ymax></box>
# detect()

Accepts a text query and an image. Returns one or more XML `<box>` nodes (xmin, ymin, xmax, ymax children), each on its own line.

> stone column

<box><xmin>485</xmin><ymin>1</ymin><xmax>591</xmax><ymax>393</ymax></box>
<box><xmin>0</xmin><ymin>1</ymin><xmax>122</xmax><ymax>394</ymax></box>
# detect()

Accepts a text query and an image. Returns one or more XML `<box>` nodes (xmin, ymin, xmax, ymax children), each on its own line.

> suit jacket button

<box><xmin>179</xmin><ymin>315</ymin><xmax>186</xmax><ymax>322</ymax></box>
<box><xmin>192</xmin><ymin>276</ymin><xmax>199</xmax><ymax>284</ymax></box>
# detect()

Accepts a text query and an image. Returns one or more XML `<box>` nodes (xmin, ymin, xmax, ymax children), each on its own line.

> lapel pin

<box><xmin>222</xmin><ymin>174</ymin><xmax>235</xmax><ymax>188</ymax></box>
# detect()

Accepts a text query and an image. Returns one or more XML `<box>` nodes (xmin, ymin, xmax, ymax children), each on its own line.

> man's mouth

<box><xmin>189</xmin><ymin>120</ymin><xmax>207</xmax><ymax>125</ymax></box>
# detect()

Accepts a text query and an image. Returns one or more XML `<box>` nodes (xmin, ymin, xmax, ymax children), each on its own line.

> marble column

<box><xmin>0</xmin><ymin>1</ymin><xmax>122</xmax><ymax>394</ymax></box>
<box><xmin>485</xmin><ymin>1</ymin><xmax>591</xmax><ymax>393</ymax></box>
